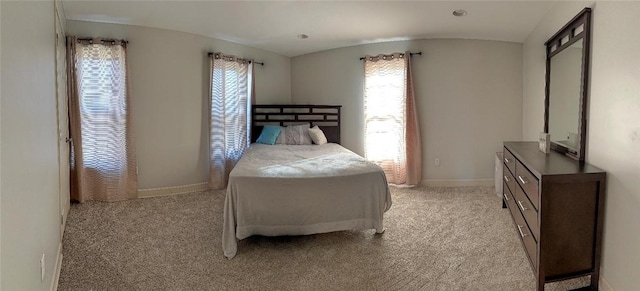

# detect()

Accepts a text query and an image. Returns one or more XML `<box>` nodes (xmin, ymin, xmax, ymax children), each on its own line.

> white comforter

<box><xmin>222</xmin><ymin>143</ymin><xmax>392</xmax><ymax>259</ymax></box>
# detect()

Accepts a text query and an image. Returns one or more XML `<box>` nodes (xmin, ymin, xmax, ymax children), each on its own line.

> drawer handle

<box><xmin>517</xmin><ymin>225</ymin><xmax>528</xmax><ymax>238</ymax></box>
<box><xmin>504</xmin><ymin>158</ymin><xmax>511</xmax><ymax>163</ymax></box>
<box><xmin>517</xmin><ymin>200</ymin><xmax>528</xmax><ymax>211</ymax></box>
<box><xmin>503</xmin><ymin>175</ymin><xmax>510</xmax><ymax>182</ymax></box>
<box><xmin>518</xmin><ymin>175</ymin><xmax>529</xmax><ymax>184</ymax></box>
<box><xmin>503</xmin><ymin>193</ymin><xmax>510</xmax><ymax>202</ymax></box>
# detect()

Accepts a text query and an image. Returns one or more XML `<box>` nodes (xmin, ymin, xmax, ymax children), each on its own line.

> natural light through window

<box><xmin>208</xmin><ymin>53</ymin><xmax>252</xmax><ymax>188</ymax></box>
<box><xmin>77</xmin><ymin>44</ymin><xmax>128</xmax><ymax>173</ymax></box>
<box><xmin>364</xmin><ymin>56</ymin><xmax>406</xmax><ymax>164</ymax></box>
<box><xmin>211</xmin><ymin>62</ymin><xmax>251</xmax><ymax>163</ymax></box>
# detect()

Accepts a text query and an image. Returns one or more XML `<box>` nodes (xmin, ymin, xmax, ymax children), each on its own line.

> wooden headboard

<box><xmin>251</xmin><ymin>105</ymin><xmax>342</xmax><ymax>144</ymax></box>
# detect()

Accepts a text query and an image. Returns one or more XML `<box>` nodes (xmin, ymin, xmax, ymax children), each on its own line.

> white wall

<box><xmin>522</xmin><ymin>2</ymin><xmax>640</xmax><ymax>290</ymax></box>
<box><xmin>291</xmin><ymin>39</ymin><xmax>523</xmax><ymax>183</ymax></box>
<box><xmin>66</xmin><ymin>20</ymin><xmax>292</xmax><ymax>190</ymax></box>
<box><xmin>589</xmin><ymin>2</ymin><xmax>640</xmax><ymax>290</ymax></box>
<box><xmin>1</xmin><ymin>1</ymin><xmax>62</xmax><ymax>290</ymax></box>
<box><xmin>0</xmin><ymin>0</ymin><xmax>3</xmax><ymax>287</ymax></box>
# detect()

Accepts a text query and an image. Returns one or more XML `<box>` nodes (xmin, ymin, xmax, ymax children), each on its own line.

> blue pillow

<box><xmin>256</xmin><ymin>126</ymin><xmax>282</xmax><ymax>145</ymax></box>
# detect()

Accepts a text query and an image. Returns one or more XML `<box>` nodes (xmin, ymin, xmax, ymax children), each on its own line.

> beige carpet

<box><xmin>58</xmin><ymin>186</ymin><xmax>588</xmax><ymax>290</ymax></box>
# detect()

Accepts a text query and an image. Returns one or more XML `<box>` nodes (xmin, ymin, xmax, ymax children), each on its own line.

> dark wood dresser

<box><xmin>502</xmin><ymin>142</ymin><xmax>606</xmax><ymax>290</ymax></box>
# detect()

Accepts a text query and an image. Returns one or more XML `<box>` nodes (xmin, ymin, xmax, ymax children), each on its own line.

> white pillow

<box><xmin>308</xmin><ymin>125</ymin><xmax>328</xmax><ymax>145</ymax></box>
<box><xmin>276</xmin><ymin>124</ymin><xmax>313</xmax><ymax>145</ymax></box>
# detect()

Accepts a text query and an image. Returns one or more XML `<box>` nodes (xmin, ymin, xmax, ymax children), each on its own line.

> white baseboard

<box><xmin>137</xmin><ymin>182</ymin><xmax>210</xmax><ymax>198</ymax></box>
<box><xmin>421</xmin><ymin>179</ymin><xmax>494</xmax><ymax>187</ymax></box>
<box><xmin>51</xmin><ymin>243</ymin><xmax>63</xmax><ymax>291</ymax></box>
<box><xmin>600</xmin><ymin>275</ymin><xmax>614</xmax><ymax>291</ymax></box>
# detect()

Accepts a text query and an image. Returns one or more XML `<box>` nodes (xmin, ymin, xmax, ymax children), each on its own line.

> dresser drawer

<box><xmin>503</xmin><ymin>181</ymin><xmax>515</xmax><ymax>215</ymax></box>
<box><xmin>506</xmin><ymin>193</ymin><xmax>538</xmax><ymax>269</ymax></box>
<box><xmin>503</xmin><ymin>148</ymin><xmax>516</xmax><ymax>175</ymax></box>
<box><xmin>503</xmin><ymin>181</ymin><xmax>514</xmax><ymax>205</ymax></box>
<box><xmin>514</xmin><ymin>184</ymin><xmax>539</xmax><ymax>240</ymax></box>
<box><xmin>503</xmin><ymin>164</ymin><xmax>516</xmax><ymax>194</ymax></box>
<box><xmin>515</xmin><ymin>161</ymin><xmax>539</xmax><ymax>210</ymax></box>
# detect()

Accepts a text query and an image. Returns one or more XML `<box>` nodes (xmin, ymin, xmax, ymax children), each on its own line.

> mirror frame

<box><xmin>544</xmin><ymin>7</ymin><xmax>592</xmax><ymax>161</ymax></box>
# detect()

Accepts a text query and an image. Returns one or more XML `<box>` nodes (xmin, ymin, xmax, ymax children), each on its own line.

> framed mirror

<box><xmin>544</xmin><ymin>8</ymin><xmax>592</xmax><ymax>161</ymax></box>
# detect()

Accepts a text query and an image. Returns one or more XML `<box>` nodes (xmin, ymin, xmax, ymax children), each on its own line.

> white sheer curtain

<box><xmin>209</xmin><ymin>53</ymin><xmax>253</xmax><ymax>189</ymax></box>
<box><xmin>364</xmin><ymin>52</ymin><xmax>422</xmax><ymax>185</ymax></box>
<box><xmin>68</xmin><ymin>37</ymin><xmax>137</xmax><ymax>202</ymax></box>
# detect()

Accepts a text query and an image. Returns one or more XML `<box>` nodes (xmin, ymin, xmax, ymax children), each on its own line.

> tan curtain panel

<box><xmin>404</xmin><ymin>53</ymin><xmax>422</xmax><ymax>185</ymax></box>
<box><xmin>67</xmin><ymin>36</ymin><xmax>137</xmax><ymax>202</ymax></box>
<box><xmin>363</xmin><ymin>52</ymin><xmax>422</xmax><ymax>185</ymax></box>
<box><xmin>209</xmin><ymin>53</ymin><xmax>252</xmax><ymax>189</ymax></box>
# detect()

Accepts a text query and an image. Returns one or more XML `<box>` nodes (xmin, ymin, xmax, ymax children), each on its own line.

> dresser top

<box><xmin>504</xmin><ymin>142</ymin><xmax>605</xmax><ymax>177</ymax></box>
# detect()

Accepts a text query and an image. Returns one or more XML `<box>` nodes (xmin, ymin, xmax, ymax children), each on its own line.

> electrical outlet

<box><xmin>40</xmin><ymin>253</ymin><xmax>45</xmax><ymax>281</ymax></box>
<box><xmin>434</xmin><ymin>158</ymin><xmax>440</xmax><ymax>166</ymax></box>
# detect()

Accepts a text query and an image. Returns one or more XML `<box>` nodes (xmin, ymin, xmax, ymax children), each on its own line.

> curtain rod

<box><xmin>77</xmin><ymin>37</ymin><xmax>129</xmax><ymax>44</ymax></box>
<box><xmin>359</xmin><ymin>52</ymin><xmax>422</xmax><ymax>61</ymax></box>
<box><xmin>207</xmin><ymin>52</ymin><xmax>264</xmax><ymax>66</ymax></box>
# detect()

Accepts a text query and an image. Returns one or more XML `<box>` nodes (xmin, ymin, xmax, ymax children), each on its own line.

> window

<box><xmin>68</xmin><ymin>37</ymin><xmax>136</xmax><ymax>202</ymax></box>
<box><xmin>208</xmin><ymin>53</ymin><xmax>253</xmax><ymax>189</ymax></box>
<box><xmin>363</xmin><ymin>53</ymin><xmax>421</xmax><ymax>185</ymax></box>
<box><xmin>212</xmin><ymin>65</ymin><xmax>252</xmax><ymax>160</ymax></box>
<box><xmin>364</xmin><ymin>61</ymin><xmax>406</xmax><ymax>163</ymax></box>
<box><xmin>76</xmin><ymin>43</ymin><xmax>128</xmax><ymax>172</ymax></box>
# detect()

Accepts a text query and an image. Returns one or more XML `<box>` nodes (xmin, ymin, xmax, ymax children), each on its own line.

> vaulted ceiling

<box><xmin>62</xmin><ymin>1</ymin><xmax>558</xmax><ymax>57</ymax></box>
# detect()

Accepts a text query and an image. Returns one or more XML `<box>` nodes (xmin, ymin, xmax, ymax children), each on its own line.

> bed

<box><xmin>222</xmin><ymin>105</ymin><xmax>392</xmax><ymax>259</ymax></box>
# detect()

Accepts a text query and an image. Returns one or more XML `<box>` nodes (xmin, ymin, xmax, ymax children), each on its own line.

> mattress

<box><xmin>222</xmin><ymin>143</ymin><xmax>392</xmax><ymax>259</ymax></box>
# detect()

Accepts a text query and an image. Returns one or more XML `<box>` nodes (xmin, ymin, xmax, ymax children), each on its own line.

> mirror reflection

<box><xmin>548</xmin><ymin>39</ymin><xmax>583</xmax><ymax>151</ymax></box>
